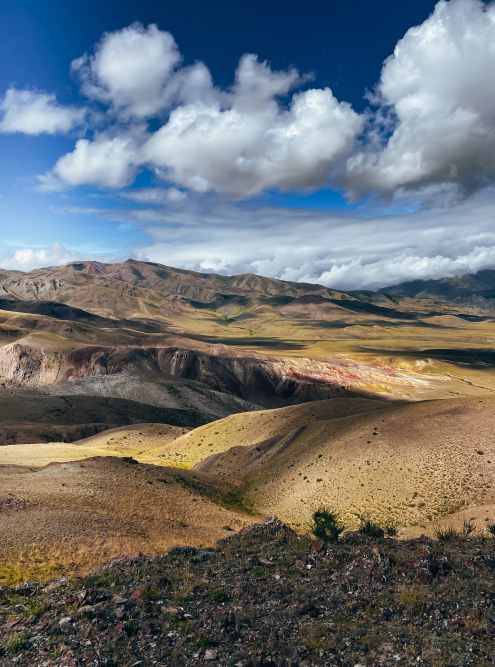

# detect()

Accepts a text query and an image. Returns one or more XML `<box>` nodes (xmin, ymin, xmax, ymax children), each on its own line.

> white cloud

<box><xmin>143</xmin><ymin>62</ymin><xmax>361</xmax><ymax>198</ymax></box>
<box><xmin>71</xmin><ymin>23</ymin><xmax>182</xmax><ymax>119</ymax></box>
<box><xmin>40</xmin><ymin>26</ymin><xmax>362</xmax><ymax>196</ymax></box>
<box><xmin>39</xmin><ymin>135</ymin><xmax>140</xmax><ymax>190</ymax></box>
<box><xmin>45</xmin><ymin>3</ymin><xmax>495</xmax><ymax>199</ymax></box>
<box><xmin>347</xmin><ymin>0</ymin><xmax>495</xmax><ymax>197</ymax></box>
<box><xmin>120</xmin><ymin>187</ymin><xmax>187</xmax><ymax>204</ymax></box>
<box><xmin>0</xmin><ymin>242</ymin><xmax>122</xmax><ymax>272</ymax></box>
<box><xmin>8</xmin><ymin>3</ymin><xmax>495</xmax><ymax>203</ymax></box>
<box><xmin>1</xmin><ymin>242</ymin><xmax>87</xmax><ymax>271</ymax></box>
<box><xmin>0</xmin><ymin>89</ymin><xmax>85</xmax><ymax>135</ymax></box>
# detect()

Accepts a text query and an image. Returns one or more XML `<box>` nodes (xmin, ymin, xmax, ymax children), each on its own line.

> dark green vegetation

<box><xmin>2</xmin><ymin>528</ymin><xmax>495</xmax><ymax>666</ymax></box>
<box><xmin>309</xmin><ymin>507</ymin><xmax>345</xmax><ymax>542</ymax></box>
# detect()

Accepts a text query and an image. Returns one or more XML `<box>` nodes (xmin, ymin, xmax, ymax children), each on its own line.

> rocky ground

<box><xmin>1</xmin><ymin>518</ymin><xmax>495</xmax><ymax>667</ymax></box>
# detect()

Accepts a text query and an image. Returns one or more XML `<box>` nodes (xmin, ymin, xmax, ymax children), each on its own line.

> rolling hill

<box><xmin>165</xmin><ymin>395</ymin><xmax>495</xmax><ymax>530</ymax></box>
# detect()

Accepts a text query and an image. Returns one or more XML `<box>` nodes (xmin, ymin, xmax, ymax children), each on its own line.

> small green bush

<box><xmin>433</xmin><ymin>525</ymin><xmax>459</xmax><ymax>542</ymax></box>
<box><xmin>123</xmin><ymin>619</ymin><xmax>139</xmax><ymax>636</ymax></box>
<box><xmin>358</xmin><ymin>518</ymin><xmax>384</xmax><ymax>539</ymax></box>
<box><xmin>309</xmin><ymin>506</ymin><xmax>345</xmax><ymax>542</ymax></box>
<box><xmin>5</xmin><ymin>635</ymin><xmax>25</xmax><ymax>651</ymax></box>
<box><xmin>207</xmin><ymin>588</ymin><xmax>230</xmax><ymax>603</ymax></box>
<box><xmin>461</xmin><ymin>516</ymin><xmax>476</xmax><ymax>536</ymax></box>
<box><xmin>141</xmin><ymin>587</ymin><xmax>159</xmax><ymax>599</ymax></box>
<box><xmin>102</xmin><ymin>641</ymin><xmax>115</xmax><ymax>655</ymax></box>
<box><xmin>384</xmin><ymin>522</ymin><xmax>398</xmax><ymax>537</ymax></box>
<box><xmin>197</xmin><ymin>635</ymin><xmax>216</xmax><ymax>648</ymax></box>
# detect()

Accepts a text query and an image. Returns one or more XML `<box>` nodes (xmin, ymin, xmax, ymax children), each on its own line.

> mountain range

<box><xmin>380</xmin><ymin>268</ymin><xmax>495</xmax><ymax>310</ymax></box>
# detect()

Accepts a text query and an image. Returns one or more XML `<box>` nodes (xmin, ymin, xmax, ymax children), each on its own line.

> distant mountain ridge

<box><xmin>0</xmin><ymin>258</ymin><xmax>345</xmax><ymax>306</ymax></box>
<box><xmin>379</xmin><ymin>269</ymin><xmax>495</xmax><ymax>311</ymax></box>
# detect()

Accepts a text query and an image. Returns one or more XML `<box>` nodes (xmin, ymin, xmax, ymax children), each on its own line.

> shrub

<box><xmin>358</xmin><ymin>518</ymin><xmax>384</xmax><ymax>539</ymax></box>
<box><xmin>207</xmin><ymin>588</ymin><xmax>230</xmax><ymax>603</ymax></box>
<box><xmin>309</xmin><ymin>507</ymin><xmax>345</xmax><ymax>542</ymax></box>
<box><xmin>5</xmin><ymin>635</ymin><xmax>25</xmax><ymax>651</ymax></box>
<box><xmin>400</xmin><ymin>588</ymin><xmax>426</xmax><ymax>615</ymax></box>
<box><xmin>486</xmin><ymin>522</ymin><xmax>495</xmax><ymax>536</ymax></box>
<box><xmin>141</xmin><ymin>587</ymin><xmax>159</xmax><ymax>599</ymax></box>
<box><xmin>461</xmin><ymin>516</ymin><xmax>476</xmax><ymax>536</ymax></box>
<box><xmin>299</xmin><ymin>623</ymin><xmax>330</xmax><ymax>650</ymax></box>
<box><xmin>433</xmin><ymin>525</ymin><xmax>459</xmax><ymax>542</ymax></box>
<box><xmin>384</xmin><ymin>522</ymin><xmax>398</xmax><ymax>537</ymax></box>
<box><xmin>197</xmin><ymin>635</ymin><xmax>216</xmax><ymax>648</ymax></box>
<box><xmin>102</xmin><ymin>641</ymin><xmax>115</xmax><ymax>655</ymax></box>
<box><xmin>123</xmin><ymin>619</ymin><xmax>139</xmax><ymax>636</ymax></box>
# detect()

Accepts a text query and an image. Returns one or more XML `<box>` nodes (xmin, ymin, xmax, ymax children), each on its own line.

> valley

<box><xmin>2</xmin><ymin>260</ymin><xmax>495</xmax><ymax>579</ymax></box>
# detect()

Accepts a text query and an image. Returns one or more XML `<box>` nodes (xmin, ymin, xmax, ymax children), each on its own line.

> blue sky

<box><xmin>2</xmin><ymin>0</ymin><xmax>495</xmax><ymax>289</ymax></box>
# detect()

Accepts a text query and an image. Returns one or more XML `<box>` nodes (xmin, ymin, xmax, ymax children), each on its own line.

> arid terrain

<box><xmin>2</xmin><ymin>260</ymin><xmax>495</xmax><ymax>584</ymax></box>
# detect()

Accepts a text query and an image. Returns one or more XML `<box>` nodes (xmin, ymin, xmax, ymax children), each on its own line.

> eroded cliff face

<box><xmin>0</xmin><ymin>332</ymin><xmax>452</xmax><ymax>406</ymax></box>
<box><xmin>0</xmin><ymin>339</ymin><xmax>69</xmax><ymax>387</ymax></box>
<box><xmin>150</xmin><ymin>347</ymin><xmax>355</xmax><ymax>407</ymax></box>
<box><xmin>55</xmin><ymin>344</ymin><xmax>357</xmax><ymax>407</ymax></box>
<box><xmin>0</xmin><ymin>334</ymin><xmax>355</xmax><ymax>405</ymax></box>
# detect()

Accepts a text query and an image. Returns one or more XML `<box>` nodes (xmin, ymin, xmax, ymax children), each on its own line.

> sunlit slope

<box><xmin>191</xmin><ymin>396</ymin><xmax>495</xmax><ymax>529</ymax></box>
<box><xmin>75</xmin><ymin>422</ymin><xmax>193</xmax><ymax>453</ymax></box>
<box><xmin>0</xmin><ymin>424</ymin><xmax>193</xmax><ymax>467</ymax></box>
<box><xmin>147</xmin><ymin>398</ymin><xmax>389</xmax><ymax>466</ymax></box>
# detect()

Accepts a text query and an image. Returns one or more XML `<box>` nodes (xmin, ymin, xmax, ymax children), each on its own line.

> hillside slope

<box><xmin>163</xmin><ymin>396</ymin><xmax>495</xmax><ymax>530</ymax></box>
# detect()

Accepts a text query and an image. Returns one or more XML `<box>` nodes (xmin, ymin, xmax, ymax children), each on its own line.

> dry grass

<box><xmin>400</xmin><ymin>588</ymin><xmax>427</xmax><ymax>615</ymax></box>
<box><xmin>158</xmin><ymin>398</ymin><xmax>388</xmax><ymax>468</ymax></box>
<box><xmin>0</xmin><ymin>456</ymin><xmax>257</xmax><ymax>584</ymax></box>
<box><xmin>299</xmin><ymin>622</ymin><xmax>333</xmax><ymax>651</ymax></box>
<box><xmin>0</xmin><ymin>545</ymin><xmax>64</xmax><ymax>586</ymax></box>
<box><xmin>0</xmin><ymin>424</ymin><xmax>193</xmax><ymax>468</ymax></box>
<box><xmin>164</xmin><ymin>395</ymin><xmax>495</xmax><ymax>532</ymax></box>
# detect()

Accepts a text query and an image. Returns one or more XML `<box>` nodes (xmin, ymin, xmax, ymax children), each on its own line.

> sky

<box><xmin>1</xmin><ymin>0</ymin><xmax>495</xmax><ymax>290</ymax></box>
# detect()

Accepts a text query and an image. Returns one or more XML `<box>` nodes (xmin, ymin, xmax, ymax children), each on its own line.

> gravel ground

<box><xmin>1</xmin><ymin>518</ymin><xmax>495</xmax><ymax>666</ymax></box>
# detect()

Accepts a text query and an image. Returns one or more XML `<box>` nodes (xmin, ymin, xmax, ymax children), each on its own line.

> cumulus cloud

<box><xmin>143</xmin><ymin>57</ymin><xmax>361</xmax><ymax>197</ymax></box>
<box><xmin>0</xmin><ymin>89</ymin><xmax>85</xmax><ymax>135</ymax></box>
<box><xmin>0</xmin><ymin>242</ymin><xmax>126</xmax><ymax>272</ymax></box>
<box><xmin>1</xmin><ymin>242</ymin><xmax>88</xmax><ymax>271</ymax></box>
<box><xmin>71</xmin><ymin>23</ymin><xmax>183</xmax><ymax>119</ymax></box>
<box><xmin>8</xmin><ymin>2</ymin><xmax>495</xmax><ymax>202</ymax></box>
<box><xmin>39</xmin><ymin>24</ymin><xmax>361</xmax><ymax>196</ymax></box>
<box><xmin>347</xmin><ymin>0</ymin><xmax>495</xmax><ymax>197</ymax></box>
<box><xmin>39</xmin><ymin>134</ymin><xmax>140</xmax><ymax>191</ymax></box>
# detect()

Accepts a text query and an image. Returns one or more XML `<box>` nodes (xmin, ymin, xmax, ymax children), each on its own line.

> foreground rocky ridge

<box><xmin>1</xmin><ymin>519</ymin><xmax>495</xmax><ymax>666</ymax></box>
